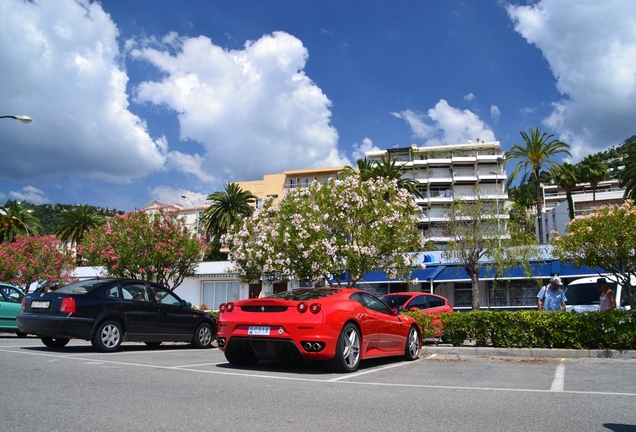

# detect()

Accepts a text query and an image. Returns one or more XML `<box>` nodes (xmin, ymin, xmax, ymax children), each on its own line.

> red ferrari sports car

<box><xmin>380</xmin><ymin>292</ymin><xmax>453</xmax><ymax>337</ymax></box>
<box><xmin>217</xmin><ymin>288</ymin><xmax>422</xmax><ymax>373</ymax></box>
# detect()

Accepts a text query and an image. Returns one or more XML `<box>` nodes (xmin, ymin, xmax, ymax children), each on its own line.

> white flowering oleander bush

<box><xmin>552</xmin><ymin>200</ymin><xmax>636</xmax><ymax>308</ymax></box>
<box><xmin>223</xmin><ymin>177</ymin><xmax>426</xmax><ymax>287</ymax></box>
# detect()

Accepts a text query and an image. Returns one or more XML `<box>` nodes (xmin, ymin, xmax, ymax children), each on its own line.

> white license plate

<box><xmin>248</xmin><ymin>326</ymin><xmax>270</xmax><ymax>336</ymax></box>
<box><xmin>31</xmin><ymin>301</ymin><xmax>50</xmax><ymax>309</ymax></box>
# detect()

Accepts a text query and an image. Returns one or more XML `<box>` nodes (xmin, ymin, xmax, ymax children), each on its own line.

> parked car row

<box><xmin>9</xmin><ymin>277</ymin><xmax>456</xmax><ymax>372</ymax></box>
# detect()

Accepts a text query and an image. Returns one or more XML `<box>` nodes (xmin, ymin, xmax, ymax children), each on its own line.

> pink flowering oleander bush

<box><xmin>440</xmin><ymin>310</ymin><xmax>636</xmax><ymax>350</ymax></box>
<box><xmin>223</xmin><ymin>176</ymin><xmax>426</xmax><ymax>287</ymax></box>
<box><xmin>80</xmin><ymin>208</ymin><xmax>206</xmax><ymax>290</ymax></box>
<box><xmin>0</xmin><ymin>234</ymin><xmax>75</xmax><ymax>292</ymax></box>
<box><xmin>552</xmin><ymin>200</ymin><xmax>636</xmax><ymax>309</ymax></box>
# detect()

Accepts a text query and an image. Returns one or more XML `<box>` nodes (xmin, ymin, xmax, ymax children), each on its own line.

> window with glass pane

<box><xmin>202</xmin><ymin>281</ymin><xmax>241</xmax><ymax>310</ymax></box>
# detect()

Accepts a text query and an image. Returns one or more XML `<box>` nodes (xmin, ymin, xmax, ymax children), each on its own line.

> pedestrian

<box><xmin>537</xmin><ymin>276</ymin><xmax>567</xmax><ymax>311</ymax></box>
<box><xmin>597</xmin><ymin>278</ymin><xmax>616</xmax><ymax>311</ymax></box>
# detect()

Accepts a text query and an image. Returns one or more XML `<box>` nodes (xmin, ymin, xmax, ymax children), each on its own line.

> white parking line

<box><xmin>550</xmin><ymin>358</ymin><xmax>566</xmax><ymax>392</ymax></box>
<box><xmin>328</xmin><ymin>354</ymin><xmax>435</xmax><ymax>382</ymax></box>
<box><xmin>2</xmin><ymin>347</ymin><xmax>635</xmax><ymax>397</ymax></box>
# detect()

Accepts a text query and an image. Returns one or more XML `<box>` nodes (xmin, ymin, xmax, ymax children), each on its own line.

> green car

<box><xmin>0</xmin><ymin>283</ymin><xmax>27</xmax><ymax>337</ymax></box>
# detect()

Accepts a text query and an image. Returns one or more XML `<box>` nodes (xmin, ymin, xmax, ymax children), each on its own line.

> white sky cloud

<box><xmin>352</xmin><ymin>138</ymin><xmax>381</xmax><ymax>160</ymax></box>
<box><xmin>464</xmin><ymin>93</ymin><xmax>475</xmax><ymax>101</ymax></box>
<box><xmin>8</xmin><ymin>186</ymin><xmax>49</xmax><ymax>205</ymax></box>
<box><xmin>0</xmin><ymin>0</ymin><xmax>166</xmax><ymax>184</ymax></box>
<box><xmin>392</xmin><ymin>100</ymin><xmax>496</xmax><ymax>146</ymax></box>
<box><xmin>490</xmin><ymin>105</ymin><xmax>501</xmax><ymax>122</ymax></box>
<box><xmin>131</xmin><ymin>31</ymin><xmax>349</xmax><ymax>184</ymax></box>
<box><xmin>507</xmin><ymin>0</ymin><xmax>636</xmax><ymax>161</ymax></box>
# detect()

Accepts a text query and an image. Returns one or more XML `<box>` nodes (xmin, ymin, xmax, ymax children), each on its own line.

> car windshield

<box><xmin>563</xmin><ymin>282</ymin><xmax>611</xmax><ymax>305</ymax></box>
<box><xmin>270</xmin><ymin>288</ymin><xmax>341</xmax><ymax>301</ymax></box>
<box><xmin>55</xmin><ymin>279</ymin><xmax>114</xmax><ymax>295</ymax></box>
<box><xmin>379</xmin><ymin>295</ymin><xmax>411</xmax><ymax>308</ymax></box>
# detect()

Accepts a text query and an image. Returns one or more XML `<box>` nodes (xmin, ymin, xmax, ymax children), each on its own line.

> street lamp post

<box><xmin>12</xmin><ymin>216</ymin><xmax>30</xmax><ymax>237</ymax></box>
<box><xmin>181</xmin><ymin>194</ymin><xmax>199</xmax><ymax>236</ymax></box>
<box><xmin>0</xmin><ymin>115</ymin><xmax>32</xmax><ymax>124</ymax></box>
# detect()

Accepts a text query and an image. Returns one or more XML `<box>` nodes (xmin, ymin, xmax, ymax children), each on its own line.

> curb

<box><xmin>421</xmin><ymin>344</ymin><xmax>636</xmax><ymax>359</ymax></box>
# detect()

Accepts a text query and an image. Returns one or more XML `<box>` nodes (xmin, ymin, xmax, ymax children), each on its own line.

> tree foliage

<box><xmin>551</xmin><ymin>201</ymin><xmax>636</xmax><ymax>308</ymax></box>
<box><xmin>0</xmin><ymin>200</ymin><xmax>42</xmax><ymax>242</ymax></box>
<box><xmin>578</xmin><ymin>154</ymin><xmax>607</xmax><ymax>206</ymax></box>
<box><xmin>619</xmin><ymin>139</ymin><xmax>636</xmax><ymax>200</ymax></box>
<box><xmin>80</xmin><ymin>208</ymin><xmax>206</xmax><ymax>290</ymax></box>
<box><xmin>223</xmin><ymin>176</ymin><xmax>426</xmax><ymax>287</ymax></box>
<box><xmin>506</xmin><ymin>127</ymin><xmax>571</xmax><ymax>244</ymax></box>
<box><xmin>54</xmin><ymin>204</ymin><xmax>106</xmax><ymax>248</ymax></box>
<box><xmin>342</xmin><ymin>155</ymin><xmax>423</xmax><ymax>198</ymax></box>
<box><xmin>0</xmin><ymin>235</ymin><xmax>75</xmax><ymax>292</ymax></box>
<box><xmin>202</xmin><ymin>183</ymin><xmax>257</xmax><ymax>240</ymax></box>
<box><xmin>444</xmin><ymin>198</ymin><xmax>538</xmax><ymax>310</ymax></box>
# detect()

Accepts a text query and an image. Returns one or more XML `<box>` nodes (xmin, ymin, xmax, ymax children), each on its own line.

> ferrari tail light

<box><xmin>297</xmin><ymin>302</ymin><xmax>308</xmax><ymax>313</ymax></box>
<box><xmin>309</xmin><ymin>303</ymin><xmax>321</xmax><ymax>314</ymax></box>
<box><xmin>60</xmin><ymin>297</ymin><xmax>76</xmax><ymax>313</ymax></box>
<box><xmin>219</xmin><ymin>303</ymin><xmax>226</xmax><ymax>312</ymax></box>
<box><xmin>225</xmin><ymin>302</ymin><xmax>234</xmax><ymax>312</ymax></box>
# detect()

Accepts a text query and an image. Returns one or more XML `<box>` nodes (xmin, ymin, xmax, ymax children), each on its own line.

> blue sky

<box><xmin>1</xmin><ymin>0</ymin><xmax>635</xmax><ymax>211</ymax></box>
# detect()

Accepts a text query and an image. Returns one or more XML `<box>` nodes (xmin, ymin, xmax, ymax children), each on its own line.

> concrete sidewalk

<box><xmin>421</xmin><ymin>342</ymin><xmax>636</xmax><ymax>359</ymax></box>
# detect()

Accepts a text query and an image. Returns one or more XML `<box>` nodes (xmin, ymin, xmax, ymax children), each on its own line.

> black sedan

<box><xmin>17</xmin><ymin>278</ymin><xmax>217</xmax><ymax>352</ymax></box>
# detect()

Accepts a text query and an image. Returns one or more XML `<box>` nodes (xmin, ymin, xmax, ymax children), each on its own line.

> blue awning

<box><xmin>433</xmin><ymin>261</ymin><xmax>603</xmax><ymax>282</ymax></box>
<box><xmin>356</xmin><ymin>266</ymin><xmax>446</xmax><ymax>283</ymax></box>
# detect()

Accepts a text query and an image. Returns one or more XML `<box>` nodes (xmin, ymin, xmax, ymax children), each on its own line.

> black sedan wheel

<box><xmin>404</xmin><ymin>326</ymin><xmax>420</xmax><ymax>361</ymax></box>
<box><xmin>327</xmin><ymin>323</ymin><xmax>361</xmax><ymax>373</ymax></box>
<box><xmin>191</xmin><ymin>322</ymin><xmax>214</xmax><ymax>349</ymax></box>
<box><xmin>41</xmin><ymin>337</ymin><xmax>70</xmax><ymax>349</ymax></box>
<box><xmin>92</xmin><ymin>321</ymin><xmax>122</xmax><ymax>352</ymax></box>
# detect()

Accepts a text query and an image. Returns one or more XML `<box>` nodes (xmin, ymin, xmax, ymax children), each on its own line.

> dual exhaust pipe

<box><xmin>302</xmin><ymin>341</ymin><xmax>324</xmax><ymax>352</ymax></box>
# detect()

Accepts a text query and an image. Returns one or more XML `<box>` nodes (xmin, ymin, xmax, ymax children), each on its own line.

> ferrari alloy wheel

<box><xmin>191</xmin><ymin>322</ymin><xmax>214</xmax><ymax>349</ymax></box>
<box><xmin>328</xmin><ymin>323</ymin><xmax>361</xmax><ymax>373</ymax></box>
<box><xmin>404</xmin><ymin>326</ymin><xmax>420</xmax><ymax>361</ymax></box>
<box><xmin>92</xmin><ymin>321</ymin><xmax>122</xmax><ymax>352</ymax></box>
<box><xmin>41</xmin><ymin>337</ymin><xmax>70</xmax><ymax>349</ymax></box>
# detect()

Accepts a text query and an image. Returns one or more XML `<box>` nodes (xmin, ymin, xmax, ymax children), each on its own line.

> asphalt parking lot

<box><xmin>1</xmin><ymin>335</ymin><xmax>636</xmax><ymax>432</ymax></box>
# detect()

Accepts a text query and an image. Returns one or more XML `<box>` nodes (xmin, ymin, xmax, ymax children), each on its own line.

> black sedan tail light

<box><xmin>60</xmin><ymin>297</ymin><xmax>76</xmax><ymax>313</ymax></box>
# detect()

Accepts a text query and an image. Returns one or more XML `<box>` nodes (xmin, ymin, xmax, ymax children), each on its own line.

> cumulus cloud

<box><xmin>131</xmin><ymin>31</ymin><xmax>349</xmax><ymax>183</ymax></box>
<box><xmin>352</xmin><ymin>138</ymin><xmax>382</xmax><ymax>160</ymax></box>
<box><xmin>392</xmin><ymin>100</ymin><xmax>496</xmax><ymax>146</ymax></box>
<box><xmin>149</xmin><ymin>185</ymin><xmax>209</xmax><ymax>208</ymax></box>
<box><xmin>0</xmin><ymin>0</ymin><xmax>166</xmax><ymax>184</ymax></box>
<box><xmin>464</xmin><ymin>93</ymin><xmax>475</xmax><ymax>101</ymax></box>
<box><xmin>507</xmin><ymin>0</ymin><xmax>636</xmax><ymax>160</ymax></box>
<box><xmin>490</xmin><ymin>105</ymin><xmax>501</xmax><ymax>122</ymax></box>
<box><xmin>9</xmin><ymin>186</ymin><xmax>49</xmax><ymax>204</ymax></box>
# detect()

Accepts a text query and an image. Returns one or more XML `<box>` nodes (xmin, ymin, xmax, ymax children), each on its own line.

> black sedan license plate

<box><xmin>31</xmin><ymin>300</ymin><xmax>50</xmax><ymax>308</ymax></box>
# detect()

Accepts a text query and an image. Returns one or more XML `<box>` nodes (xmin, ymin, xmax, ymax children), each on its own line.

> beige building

<box><xmin>236</xmin><ymin>166</ymin><xmax>346</xmax><ymax>208</ymax></box>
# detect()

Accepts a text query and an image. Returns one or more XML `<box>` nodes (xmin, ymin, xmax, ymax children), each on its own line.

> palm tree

<box><xmin>344</xmin><ymin>155</ymin><xmax>423</xmax><ymax>198</ymax></box>
<box><xmin>202</xmin><ymin>183</ymin><xmax>257</xmax><ymax>240</ymax></box>
<box><xmin>547</xmin><ymin>162</ymin><xmax>578</xmax><ymax>220</ymax></box>
<box><xmin>54</xmin><ymin>205</ymin><xmax>106</xmax><ymax>262</ymax></box>
<box><xmin>506</xmin><ymin>127</ymin><xmax>571</xmax><ymax>244</ymax></box>
<box><xmin>619</xmin><ymin>140</ymin><xmax>636</xmax><ymax>200</ymax></box>
<box><xmin>578</xmin><ymin>154</ymin><xmax>607</xmax><ymax>206</ymax></box>
<box><xmin>341</xmin><ymin>157</ymin><xmax>376</xmax><ymax>181</ymax></box>
<box><xmin>0</xmin><ymin>200</ymin><xmax>41</xmax><ymax>242</ymax></box>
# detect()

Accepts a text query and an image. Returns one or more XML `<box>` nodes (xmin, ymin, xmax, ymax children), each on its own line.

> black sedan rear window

<box><xmin>55</xmin><ymin>279</ymin><xmax>114</xmax><ymax>295</ymax></box>
<box><xmin>271</xmin><ymin>288</ymin><xmax>341</xmax><ymax>301</ymax></box>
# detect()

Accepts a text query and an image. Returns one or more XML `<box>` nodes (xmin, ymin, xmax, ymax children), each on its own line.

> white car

<box><xmin>564</xmin><ymin>276</ymin><xmax>631</xmax><ymax>313</ymax></box>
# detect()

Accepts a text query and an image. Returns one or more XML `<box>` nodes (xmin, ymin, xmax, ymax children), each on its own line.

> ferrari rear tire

<box><xmin>327</xmin><ymin>323</ymin><xmax>361</xmax><ymax>373</ymax></box>
<box><xmin>92</xmin><ymin>321</ymin><xmax>122</xmax><ymax>352</ymax></box>
<box><xmin>404</xmin><ymin>326</ymin><xmax>420</xmax><ymax>361</ymax></box>
<box><xmin>41</xmin><ymin>337</ymin><xmax>70</xmax><ymax>349</ymax></box>
<box><xmin>224</xmin><ymin>342</ymin><xmax>259</xmax><ymax>366</ymax></box>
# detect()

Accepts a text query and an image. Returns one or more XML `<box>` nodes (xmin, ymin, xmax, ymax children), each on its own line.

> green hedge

<box><xmin>436</xmin><ymin>310</ymin><xmax>636</xmax><ymax>349</ymax></box>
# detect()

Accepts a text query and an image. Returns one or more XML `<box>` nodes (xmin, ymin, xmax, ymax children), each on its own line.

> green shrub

<box><xmin>439</xmin><ymin>309</ymin><xmax>636</xmax><ymax>349</ymax></box>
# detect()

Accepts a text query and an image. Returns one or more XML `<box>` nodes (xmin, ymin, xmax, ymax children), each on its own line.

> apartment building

<box><xmin>540</xmin><ymin>179</ymin><xmax>625</xmax><ymax>242</ymax></box>
<box><xmin>365</xmin><ymin>141</ymin><xmax>509</xmax><ymax>245</ymax></box>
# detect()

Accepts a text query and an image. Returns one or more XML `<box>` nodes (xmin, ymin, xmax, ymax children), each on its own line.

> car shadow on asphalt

<box><xmin>18</xmin><ymin>342</ymin><xmax>215</xmax><ymax>353</ymax></box>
